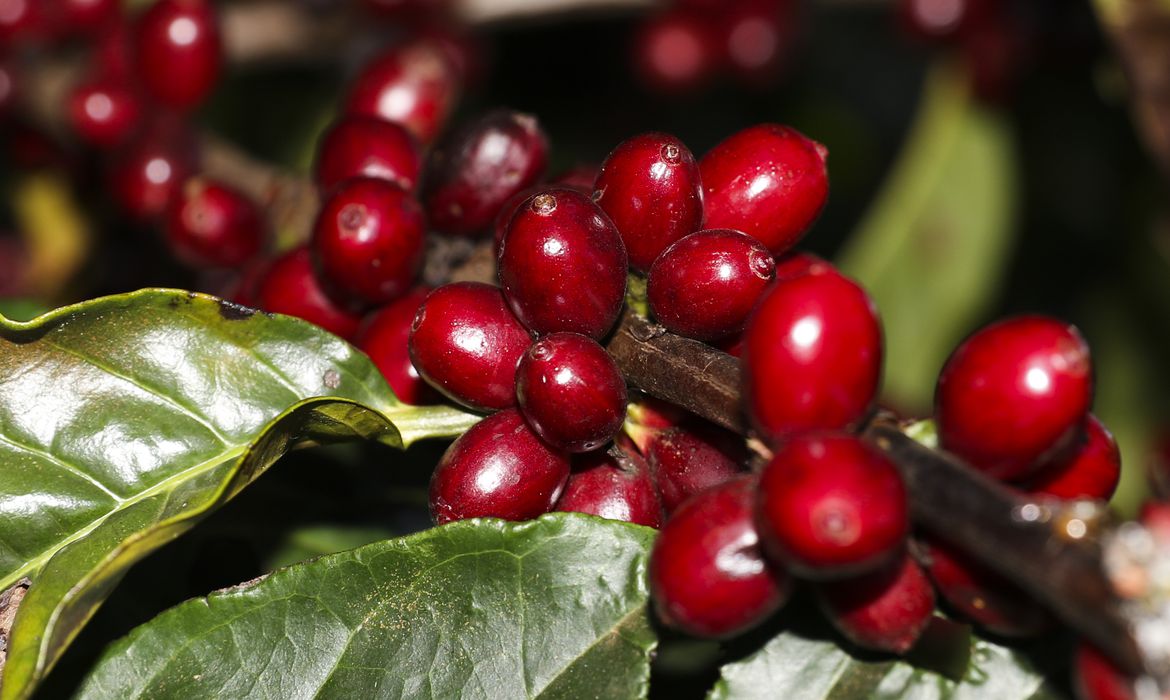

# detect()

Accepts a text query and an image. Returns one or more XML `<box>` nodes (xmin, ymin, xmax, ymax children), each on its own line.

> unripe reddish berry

<box><xmin>647</xmin><ymin>425</ymin><xmax>746</xmax><ymax>514</ymax></box>
<box><xmin>650</xmin><ymin>476</ymin><xmax>791</xmax><ymax>638</ymax></box>
<box><xmin>314</xmin><ymin>117</ymin><xmax>422</xmax><ymax>193</ymax></box>
<box><xmin>134</xmin><ymin>0</ymin><xmax>221</xmax><ymax>110</ymax></box>
<box><xmin>556</xmin><ymin>448</ymin><xmax>663</xmax><ymax>528</ymax></box>
<box><xmin>1025</xmin><ymin>415</ymin><xmax>1120</xmax><ymax>501</ymax></box>
<box><xmin>356</xmin><ymin>288</ymin><xmax>437</xmax><ymax>406</ymax></box>
<box><xmin>632</xmin><ymin>10</ymin><xmax>719</xmax><ymax>94</ymax></box>
<box><xmin>165</xmin><ymin>178</ymin><xmax>263</xmax><ymax>269</ymax></box>
<box><xmin>817</xmin><ymin>553</ymin><xmax>935</xmax><ymax>654</ymax></box>
<box><xmin>429</xmin><ymin>408</ymin><xmax>570</xmax><ymax>524</ymax></box>
<box><xmin>935</xmin><ymin>315</ymin><xmax>1093</xmax><ymax>482</ymax></box>
<box><xmin>256</xmin><ymin>248</ymin><xmax>363</xmax><ymax>340</ymax></box>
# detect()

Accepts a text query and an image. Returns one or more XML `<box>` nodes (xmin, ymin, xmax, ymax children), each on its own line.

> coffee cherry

<box><xmin>314</xmin><ymin>116</ymin><xmax>422</xmax><ymax>193</ymax></box>
<box><xmin>67</xmin><ymin>75</ymin><xmax>142</xmax><ymax>148</ymax></box>
<box><xmin>409</xmin><ymin>282</ymin><xmax>532</xmax><ymax>412</ymax></box>
<box><xmin>648</xmin><ymin>229</ymin><xmax>775</xmax><ymax>342</ymax></box>
<box><xmin>165</xmin><ymin>178</ymin><xmax>263</xmax><ymax>269</ymax></box>
<box><xmin>109</xmin><ymin>122</ymin><xmax>196</xmax><ymax>220</ymax></box>
<box><xmin>593</xmin><ymin>132</ymin><xmax>704</xmax><ymax>272</ymax></box>
<box><xmin>632</xmin><ymin>10</ymin><xmax>719</xmax><ymax>94</ymax></box>
<box><xmin>718</xmin><ymin>0</ymin><xmax>792</xmax><ymax>86</ymax></box>
<box><xmin>423</xmin><ymin>109</ymin><xmax>549</xmax><ymax>237</ymax></box>
<box><xmin>515</xmin><ymin>333</ymin><xmax>627</xmax><ymax>453</ymax></box>
<box><xmin>93</xmin><ymin>20</ymin><xmax>134</xmax><ymax>80</ymax></box>
<box><xmin>817</xmin><ymin>553</ymin><xmax>935</xmax><ymax>654</ymax></box>
<box><xmin>551</xmin><ymin>164</ymin><xmax>599</xmax><ymax>193</ymax></box>
<box><xmin>935</xmin><ymin>315</ymin><xmax>1092</xmax><ymax>481</ymax></box>
<box><xmin>647</xmin><ymin>425</ymin><xmax>746</xmax><ymax>514</ymax></box>
<box><xmin>700</xmin><ymin>124</ymin><xmax>828</xmax><ymax>255</ymax></box>
<box><xmin>134</xmin><ymin>0</ymin><xmax>221</xmax><ymax>110</ymax></box>
<box><xmin>357</xmin><ymin>288</ymin><xmax>437</xmax><ymax>406</ymax></box>
<box><xmin>311</xmin><ymin>177</ymin><xmax>426</xmax><ymax>308</ymax></box>
<box><xmin>555</xmin><ymin>447</ymin><xmax>663</xmax><ymax>528</ymax></box>
<box><xmin>1074</xmin><ymin>644</ymin><xmax>1136</xmax><ymax>700</ymax></box>
<box><xmin>1025</xmin><ymin>415</ymin><xmax>1120</xmax><ymax>501</ymax></box>
<box><xmin>757</xmin><ymin>434</ymin><xmax>907</xmax><ymax>579</ymax></box>
<box><xmin>256</xmin><ymin>247</ymin><xmax>363</xmax><ymax>340</ymax></box>
<box><xmin>344</xmin><ymin>37</ymin><xmax>461</xmax><ymax>145</ymax></box>
<box><xmin>429</xmin><ymin>408</ymin><xmax>570</xmax><ymax>524</ymax></box>
<box><xmin>498</xmin><ymin>189</ymin><xmax>628</xmax><ymax>339</ymax></box>
<box><xmin>56</xmin><ymin>0</ymin><xmax>120</xmax><ymax>34</ymax></box>
<box><xmin>0</xmin><ymin>0</ymin><xmax>47</xmax><ymax>43</ymax></box>
<box><xmin>650</xmin><ymin>476</ymin><xmax>791</xmax><ymax>638</ymax></box>
<box><xmin>774</xmin><ymin>250</ymin><xmax>827</xmax><ymax>279</ymax></box>
<box><xmin>743</xmin><ymin>264</ymin><xmax>882</xmax><ymax>442</ymax></box>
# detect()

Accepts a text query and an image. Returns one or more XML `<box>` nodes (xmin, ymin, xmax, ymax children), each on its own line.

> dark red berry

<box><xmin>515</xmin><ymin>332</ymin><xmax>627</xmax><ymax>452</ymax></box>
<box><xmin>109</xmin><ymin>122</ymin><xmax>196</xmax><ymax>220</ymax></box>
<box><xmin>492</xmin><ymin>185</ymin><xmax>540</xmax><ymax>259</ymax></box>
<box><xmin>632</xmin><ymin>10</ymin><xmax>719</xmax><ymax>94</ymax></box>
<box><xmin>935</xmin><ymin>315</ymin><xmax>1092</xmax><ymax>482</ymax></box>
<box><xmin>1025</xmin><ymin>415</ymin><xmax>1120</xmax><ymax>501</ymax></box>
<box><xmin>311</xmin><ymin>177</ymin><xmax>426</xmax><ymax>307</ymax></box>
<box><xmin>650</xmin><ymin>476</ymin><xmax>791</xmax><ymax>638</ymax></box>
<box><xmin>408</xmin><ymin>282</ymin><xmax>532</xmax><ymax>412</ymax></box>
<box><xmin>165</xmin><ymin>178</ymin><xmax>263</xmax><ymax>269</ymax></box>
<box><xmin>1074</xmin><ymin>644</ymin><xmax>1136</xmax><ymax>700</ymax></box>
<box><xmin>134</xmin><ymin>0</ymin><xmax>221</xmax><ymax>110</ymax></box>
<box><xmin>757</xmin><ymin>434</ymin><xmax>907</xmax><ymax>579</ymax></box>
<box><xmin>648</xmin><ymin>229</ymin><xmax>775</xmax><ymax>341</ymax></box>
<box><xmin>647</xmin><ymin>425</ymin><xmax>746</xmax><ymax>514</ymax></box>
<box><xmin>817</xmin><ymin>553</ymin><xmax>935</xmax><ymax>654</ymax></box>
<box><xmin>226</xmin><ymin>257</ymin><xmax>268</xmax><ymax>308</ymax></box>
<box><xmin>0</xmin><ymin>0</ymin><xmax>47</xmax><ymax>43</ymax></box>
<box><xmin>344</xmin><ymin>37</ymin><xmax>461</xmax><ymax>145</ymax></box>
<box><xmin>256</xmin><ymin>247</ymin><xmax>363</xmax><ymax>340</ymax></box>
<box><xmin>718</xmin><ymin>0</ymin><xmax>792</xmax><ymax>86</ymax></box>
<box><xmin>67</xmin><ymin>75</ymin><xmax>142</xmax><ymax>148</ymax></box>
<box><xmin>743</xmin><ymin>264</ymin><xmax>882</xmax><ymax>442</ymax></box>
<box><xmin>700</xmin><ymin>124</ymin><xmax>829</xmax><ymax>255</ymax></box>
<box><xmin>556</xmin><ymin>448</ymin><xmax>663</xmax><ymax>528</ymax></box>
<box><xmin>93</xmin><ymin>20</ymin><xmax>134</xmax><ymax>80</ymax></box>
<box><xmin>356</xmin><ymin>288</ymin><xmax>437</xmax><ymax>405</ymax></box>
<box><xmin>774</xmin><ymin>250</ymin><xmax>827</xmax><ymax>279</ymax></box>
<box><xmin>498</xmin><ymin>188</ymin><xmax>627</xmax><ymax>339</ymax></box>
<box><xmin>57</xmin><ymin>0</ymin><xmax>120</xmax><ymax>34</ymax></box>
<box><xmin>594</xmin><ymin>132</ymin><xmax>704</xmax><ymax>272</ymax></box>
<box><xmin>551</xmin><ymin>164</ymin><xmax>598</xmax><ymax>193</ymax></box>
<box><xmin>423</xmin><ymin>109</ymin><xmax>549</xmax><ymax>237</ymax></box>
<box><xmin>429</xmin><ymin>408</ymin><xmax>569</xmax><ymax>524</ymax></box>
<box><xmin>314</xmin><ymin>116</ymin><xmax>421</xmax><ymax>193</ymax></box>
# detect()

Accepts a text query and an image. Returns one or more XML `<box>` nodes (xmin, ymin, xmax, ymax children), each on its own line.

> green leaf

<box><xmin>837</xmin><ymin>61</ymin><xmax>1019</xmax><ymax>411</ymax></box>
<box><xmin>74</xmin><ymin>514</ymin><xmax>658</xmax><ymax>700</ymax></box>
<box><xmin>708</xmin><ymin>630</ymin><xmax>1062</xmax><ymax>700</ymax></box>
<box><xmin>0</xmin><ymin>289</ymin><xmax>481</xmax><ymax>700</ymax></box>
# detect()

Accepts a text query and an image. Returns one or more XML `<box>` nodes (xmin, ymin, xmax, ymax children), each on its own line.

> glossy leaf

<box><xmin>75</xmin><ymin>514</ymin><xmax>658</xmax><ymax>700</ymax></box>
<box><xmin>0</xmin><ymin>290</ymin><xmax>480</xmax><ymax>700</ymax></box>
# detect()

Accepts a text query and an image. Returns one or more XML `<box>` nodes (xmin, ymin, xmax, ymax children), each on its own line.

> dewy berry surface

<box><xmin>498</xmin><ymin>188</ymin><xmax>628</xmax><ymax>339</ymax></box>
<box><xmin>593</xmin><ymin>131</ymin><xmax>704</xmax><ymax>272</ymax></box>
<box><xmin>648</xmin><ymin>228</ymin><xmax>775</xmax><ymax>341</ymax></box>
<box><xmin>134</xmin><ymin>0</ymin><xmax>222</xmax><ymax>110</ymax></box>
<box><xmin>165</xmin><ymin>178</ymin><xmax>263</xmax><ymax>269</ymax></box>
<box><xmin>356</xmin><ymin>287</ymin><xmax>437</xmax><ymax>406</ymax></box>
<box><xmin>555</xmin><ymin>447</ymin><xmax>663</xmax><ymax>528</ymax></box>
<box><xmin>756</xmin><ymin>433</ymin><xmax>908</xmax><ymax>579</ymax></box>
<box><xmin>429</xmin><ymin>408</ymin><xmax>569</xmax><ymax>525</ymax></box>
<box><xmin>408</xmin><ymin>281</ymin><xmax>532</xmax><ymax>412</ymax></box>
<box><xmin>515</xmin><ymin>332</ymin><xmax>628</xmax><ymax>453</ymax></box>
<box><xmin>935</xmin><ymin>315</ymin><xmax>1093</xmax><ymax>481</ymax></box>
<box><xmin>256</xmin><ymin>247</ymin><xmax>363</xmax><ymax>340</ymax></box>
<box><xmin>700</xmin><ymin>123</ymin><xmax>829</xmax><ymax>255</ymax></box>
<box><xmin>817</xmin><ymin>552</ymin><xmax>935</xmax><ymax>654</ymax></box>
<box><xmin>314</xmin><ymin>116</ymin><xmax>422</xmax><ymax>193</ymax></box>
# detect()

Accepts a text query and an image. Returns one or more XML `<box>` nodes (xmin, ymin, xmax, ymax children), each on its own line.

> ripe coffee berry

<box><xmin>555</xmin><ymin>447</ymin><xmax>663</xmax><ymax>528</ymax></box>
<box><xmin>817</xmin><ymin>553</ymin><xmax>935</xmax><ymax>654</ymax></box>
<box><xmin>429</xmin><ymin>408</ymin><xmax>569</xmax><ymax>524</ymax></box>
<box><xmin>515</xmin><ymin>333</ymin><xmax>627</xmax><ymax>453</ymax></box>
<box><xmin>498</xmin><ymin>188</ymin><xmax>628</xmax><ymax>339</ymax></box>
<box><xmin>718</xmin><ymin>0</ymin><xmax>792</xmax><ymax>86</ymax></box>
<box><xmin>423</xmin><ymin>109</ymin><xmax>549</xmax><ymax>237</ymax></box>
<box><xmin>256</xmin><ymin>247</ymin><xmax>363</xmax><ymax>340</ymax></box>
<box><xmin>1074</xmin><ymin>644</ymin><xmax>1136</xmax><ymax>700</ymax></box>
<box><xmin>757</xmin><ymin>434</ymin><xmax>908</xmax><ymax>579</ymax></box>
<box><xmin>648</xmin><ymin>229</ymin><xmax>775</xmax><ymax>342</ymax></box>
<box><xmin>165</xmin><ymin>179</ymin><xmax>263</xmax><ymax>269</ymax></box>
<box><xmin>593</xmin><ymin>132</ymin><xmax>704</xmax><ymax>272</ymax></box>
<box><xmin>134</xmin><ymin>0</ymin><xmax>221</xmax><ymax>110</ymax></box>
<box><xmin>311</xmin><ymin>177</ymin><xmax>426</xmax><ymax>307</ymax></box>
<box><xmin>356</xmin><ymin>288</ymin><xmax>436</xmax><ymax>405</ymax></box>
<box><xmin>646</xmin><ymin>424</ymin><xmax>746</xmax><ymax>514</ymax></box>
<box><xmin>408</xmin><ymin>282</ymin><xmax>532</xmax><ymax>412</ymax></box>
<box><xmin>67</xmin><ymin>76</ymin><xmax>141</xmax><ymax>148</ymax></box>
<box><xmin>344</xmin><ymin>38</ymin><xmax>461</xmax><ymax>145</ymax></box>
<box><xmin>551</xmin><ymin>164</ymin><xmax>599</xmax><ymax>193</ymax></box>
<box><xmin>700</xmin><ymin>124</ymin><xmax>829</xmax><ymax>255</ymax></box>
<box><xmin>935</xmin><ymin>315</ymin><xmax>1092</xmax><ymax>481</ymax></box>
<box><xmin>632</xmin><ymin>10</ymin><xmax>719</xmax><ymax>94</ymax></box>
<box><xmin>56</xmin><ymin>0</ymin><xmax>120</xmax><ymax>34</ymax></box>
<box><xmin>314</xmin><ymin>117</ymin><xmax>422</xmax><ymax>194</ymax></box>
<box><xmin>1025</xmin><ymin>415</ymin><xmax>1120</xmax><ymax>501</ymax></box>
<box><xmin>743</xmin><ymin>263</ymin><xmax>882</xmax><ymax>442</ymax></box>
<box><xmin>109</xmin><ymin>123</ymin><xmax>196</xmax><ymax>220</ymax></box>
<box><xmin>650</xmin><ymin>476</ymin><xmax>791</xmax><ymax>638</ymax></box>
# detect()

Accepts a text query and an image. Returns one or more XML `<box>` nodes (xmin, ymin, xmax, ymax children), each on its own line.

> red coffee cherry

<box><xmin>165</xmin><ymin>178</ymin><xmax>263</xmax><ymax>269</ymax></box>
<box><xmin>647</xmin><ymin>425</ymin><xmax>746</xmax><ymax>514</ymax></box>
<box><xmin>429</xmin><ymin>408</ymin><xmax>570</xmax><ymax>524</ymax></box>
<box><xmin>817</xmin><ymin>553</ymin><xmax>935</xmax><ymax>654</ymax></box>
<box><xmin>423</xmin><ymin>109</ymin><xmax>549</xmax><ymax>237</ymax></box>
<box><xmin>1025</xmin><ymin>415</ymin><xmax>1120</xmax><ymax>501</ymax></box>
<box><xmin>311</xmin><ymin>177</ymin><xmax>426</xmax><ymax>308</ymax></box>
<box><xmin>256</xmin><ymin>247</ymin><xmax>363</xmax><ymax>340</ymax></box>
<box><xmin>314</xmin><ymin>116</ymin><xmax>422</xmax><ymax>193</ymax></box>
<box><xmin>1074</xmin><ymin>644</ymin><xmax>1136</xmax><ymax>700</ymax></box>
<box><xmin>632</xmin><ymin>10</ymin><xmax>719</xmax><ymax>94</ymax></box>
<box><xmin>650</xmin><ymin>476</ymin><xmax>791</xmax><ymax>638</ymax></box>
<box><xmin>757</xmin><ymin>433</ymin><xmax>908</xmax><ymax>579</ymax></box>
<box><xmin>700</xmin><ymin>124</ymin><xmax>829</xmax><ymax>255</ymax></box>
<box><xmin>555</xmin><ymin>448</ymin><xmax>663</xmax><ymax>528</ymax></box>
<box><xmin>109</xmin><ymin>122</ymin><xmax>196</xmax><ymax>220</ymax></box>
<box><xmin>551</xmin><ymin>164</ymin><xmax>599</xmax><ymax>193</ymax></box>
<box><xmin>498</xmin><ymin>188</ymin><xmax>628</xmax><ymax>339</ymax></box>
<box><xmin>648</xmin><ymin>229</ymin><xmax>775</xmax><ymax>342</ymax></box>
<box><xmin>67</xmin><ymin>75</ymin><xmax>142</xmax><ymax>148</ymax></box>
<box><xmin>743</xmin><ymin>263</ymin><xmax>882</xmax><ymax>442</ymax></box>
<box><xmin>56</xmin><ymin>0</ymin><xmax>120</xmax><ymax>34</ymax></box>
<box><xmin>593</xmin><ymin>132</ymin><xmax>704</xmax><ymax>272</ymax></box>
<box><xmin>344</xmin><ymin>37</ymin><xmax>461</xmax><ymax>145</ymax></box>
<box><xmin>356</xmin><ymin>288</ymin><xmax>437</xmax><ymax>406</ymax></box>
<box><xmin>515</xmin><ymin>332</ymin><xmax>627</xmax><ymax>453</ymax></box>
<box><xmin>774</xmin><ymin>250</ymin><xmax>827</xmax><ymax>279</ymax></box>
<box><xmin>718</xmin><ymin>0</ymin><xmax>793</xmax><ymax>86</ymax></box>
<box><xmin>408</xmin><ymin>282</ymin><xmax>532</xmax><ymax>412</ymax></box>
<box><xmin>935</xmin><ymin>315</ymin><xmax>1092</xmax><ymax>482</ymax></box>
<box><xmin>492</xmin><ymin>185</ymin><xmax>541</xmax><ymax>259</ymax></box>
<box><xmin>134</xmin><ymin>0</ymin><xmax>221</xmax><ymax>110</ymax></box>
